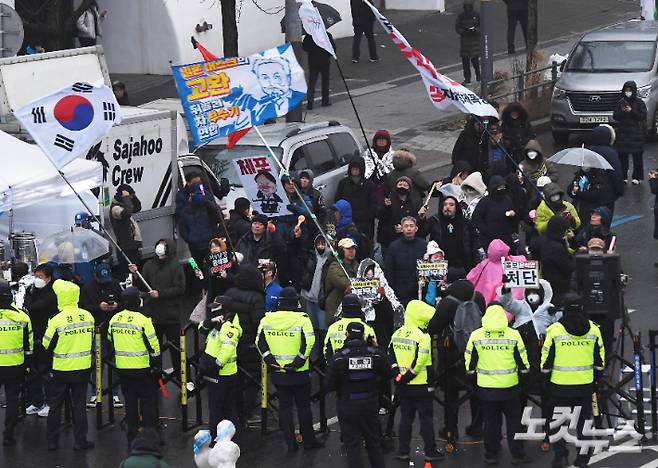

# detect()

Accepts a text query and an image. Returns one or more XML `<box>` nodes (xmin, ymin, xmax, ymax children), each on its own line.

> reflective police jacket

<box><xmin>201</xmin><ymin>314</ymin><xmax>242</xmax><ymax>379</ymax></box>
<box><xmin>389</xmin><ymin>300</ymin><xmax>434</xmax><ymax>387</ymax></box>
<box><xmin>464</xmin><ymin>304</ymin><xmax>529</xmax><ymax>389</ymax></box>
<box><xmin>324</xmin><ymin>338</ymin><xmax>389</xmax><ymax>404</ymax></box>
<box><xmin>541</xmin><ymin>316</ymin><xmax>604</xmax><ymax>395</ymax></box>
<box><xmin>324</xmin><ymin>317</ymin><xmax>376</xmax><ymax>362</ymax></box>
<box><xmin>256</xmin><ymin>310</ymin><xmax>315</xmax><ymax>381</ymax></box>
<box><xmin>43</xmin><ymin>280</ymin><xmax>94</xmax><ymax>379</ymax></box>
<box><xmin>108</xmin><ymin>309</ymin><xmax>161</xmax><ymax>371</ymax></box>
<box><xmin>0</xmin><ymin>305</ymin><xmax>33</xmax><ymax>378</ymax></box>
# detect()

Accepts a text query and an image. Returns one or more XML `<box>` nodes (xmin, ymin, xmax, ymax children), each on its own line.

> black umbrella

<box><xmin>280</xmin><ymin>1</ymin><xmax>342</xmax><ymax>34</ymax></box>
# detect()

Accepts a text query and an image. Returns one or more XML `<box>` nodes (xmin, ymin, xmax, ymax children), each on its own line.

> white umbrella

<box><xmin>547</xmin><ymin>145</ymin><xmax>613</xmax><ymax>170</ymax></box>
<box><xmin>39</xmin><ymin>227</ymin><xmax>109</xmax><ymax>264</ymax></box>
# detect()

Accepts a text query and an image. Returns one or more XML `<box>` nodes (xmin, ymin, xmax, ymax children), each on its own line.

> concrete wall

<box><xmin>99</xmin><ymin>0</ymin><xmax>354</xmax><ymax>75</ymax></box>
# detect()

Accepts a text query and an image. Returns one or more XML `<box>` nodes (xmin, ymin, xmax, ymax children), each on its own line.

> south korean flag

<box><xmin>14</xmin><ymin>81</ymin><xmax>122</xmax><ymax>169</ymax></box>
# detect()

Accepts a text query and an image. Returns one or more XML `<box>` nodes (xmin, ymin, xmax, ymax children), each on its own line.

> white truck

<box><xmin>0</xmin><ymin>46</ymin><xmax>227</xmax><ymax>260</ymax></box>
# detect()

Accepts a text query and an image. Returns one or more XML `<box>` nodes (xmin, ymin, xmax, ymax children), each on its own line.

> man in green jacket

<box><xmin>118</xmin><ymin>428</ymin><xmax>171</xmax><ymax>468</ymax></box>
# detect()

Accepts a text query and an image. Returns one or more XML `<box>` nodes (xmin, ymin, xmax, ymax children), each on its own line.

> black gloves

<box><xmin>150</xmin><ymin>355</ymin><xmax>163</xmax><ymax>379</ymax></box>
<box><xmin>394</xmin><ymin>371</ymin><xmax>415</xmax><ymax>385</ymax></box>
<box><xmin>262</xmin><ymin>353</ymin><xmax>281</xmax><ymax>369</ymax></box>
<box><xmin>288</xmin><ymin>355</ymin><xmax>307</xmax><ymax>370</ymax></box>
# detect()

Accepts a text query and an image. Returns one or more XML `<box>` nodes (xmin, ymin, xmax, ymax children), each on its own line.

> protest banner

<box><xmin>208</xmin><ymin>251</ymin><xmax>233</xmax><ymax>275</ymax></box>
<box><xmin>351</xmin><ymin>278</ymin><xmax>381</xmax><ymax>304</ymax></box>
<box><xmin>172</xmin><ymin>44</ymin><xmax>307</xmax><ymax>147</ymax></box>
<box><xmin>503</xmin><ymin>260</ymin><xmax>540</xmax><ymax>288</ymax></box>
<box><xmin>232</xmin><ymin>154</ymin><xmax>291</xmax><ymax>216</ymax></box>
<box><xmin>416</xmin><ymin>260</ymin><xmax>449</xmax><ymax>281</ymax></box>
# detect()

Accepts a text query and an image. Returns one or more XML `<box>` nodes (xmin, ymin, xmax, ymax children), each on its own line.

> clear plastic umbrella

<box><xmin>39</xmin><ymin>227</ymin><xmax>109</xmax><ymax>264</ymax></box>
<box><xmin>547</xmin><ymin>145</ymin><xmax>613</xmax><ymax>170</ymax></box>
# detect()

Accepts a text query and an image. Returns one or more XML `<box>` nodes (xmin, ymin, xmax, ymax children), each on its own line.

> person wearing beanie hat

<box><xmin>377</xmin><ymin>175</ymin><xmax>423</xmax><ymax>250</ymax></box>
<box><xmin>335</xmin><ymin>157</ymin><xmax>378</xmax><ymax>239</ymax></box>
<box><xmin>323</xmin><ymin>294</ymin><xmax>376</xmax><ymax>362</ymax></box>
<box><xmin>464</xmin><ymin>303</ymin><xmax>530</xmax><ymax>465</ymax></box>
<box><xmin>324</xmin><ymin>305</ymin><xmax>389</xmax><ymax>468</ymax></box>
<box><xmin>364</xmin><ymin>129</ymin><xmax>395</xmax><ymax>182</ymax></box>
<box><xmin>256</xmin><ymin>287</ymin><xmax>323</xmax><ymax>452</ymax></box>
<box><xmin>541</xmin><ymin>291</ymin><xmax>604</xmax><ymax>468</ymax></box>
<box><xmin>236</xmin><ymin>211</ymin><xmax>284</xmax><ymax>268</ymax></box>
<box><xmin>107</xmin><ymin>286</ymin><xmax>161</xmax><ymax>448</ymax></box>
<box><xmin>118</xmin><ymin>428</ymin><xmax>171</xmax><ymax>468</ymax></box>
<box><xmin>227</xmin><ymin>197</ymin><xmax>252</xmax><ymax>246</ymax></box>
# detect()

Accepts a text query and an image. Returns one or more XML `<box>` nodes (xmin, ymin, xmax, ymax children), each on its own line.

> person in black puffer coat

<box><xmin>224</xmin><ymin>264</ymin><xmax>266</xmax><ymax>425</ymax></box>
<box><xmin>452</xmin><ymin>116</ymin><xmax>488</xmax><ymax>173</ymax></box>
<box><xmin>569</xmin><ymin>125</ymin><xmax>624</xmax><ymax>219</ymax></box>
<box><xmin>227</xmin><ymin>197</ymin><xmax>252</xmax><ymax>248</ymax></box>
<box><xmin>427</xmin><ymin>279</ymin><xmax>486</xmax><ymax>439</ymax></box>
<box><xmin>471</xmin><ymin>175</ymin><xmax>519</xmax><ymax>251</ymax></box>
<box><xmin>334</xmin><ymin>157</ymin><xmax>378</xmax><ymax>239</ymax></box>
<box><xmin>384</xmin><ymin>217</ymin><xmax>427</xmax><ymax>306</ymax></box>
<box><xmin>613</xmin><ymin>81</ymin><xmax>647</xmax><ymax>183</ymax></box>
<box><xmin>177</xmin><ymin>182</ymin><xmax>223</xmax><ymax>266</ymax></box>
<box><xmin>377</xmin><ymin>176</ymin><xmax>423</xmax><ymax>250</ymax></box>
<box><xmin>501</xmin><ymin>102</ymin><xmax>536</xmax><ymax>164</ymax></box>
<box><xmin>539</xmin><ymin>216</ymin><xmax>573</xmax><ymax>305</ymax></box>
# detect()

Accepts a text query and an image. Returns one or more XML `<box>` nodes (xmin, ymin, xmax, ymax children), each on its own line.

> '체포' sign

<box><xmin>232</xmin><ymin>154</ymin><xmax>291</xmax><ymax>216</ymax></box>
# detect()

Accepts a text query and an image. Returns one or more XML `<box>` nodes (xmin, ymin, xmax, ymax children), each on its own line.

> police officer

<box><xmin>199</xmin><ymin>295</ymin><xmax>242</xmax><ymax>440</ymax></box>
<box><xmin>324</xmin><ymin>294</ymin><xmax>377</xmax><ymax>362</ymax></box>
<box><xmin>0</xmin><ymin>280</ymin><xmax>33</xmax><ymax>446</ymax></box>
<box><xmin>541</xmin><ymin>293</ymin><xmax>604</xmax><ymax>468</ymax></box>
<box><xmin>325</xmin><ymin>321</ymin><xmax>388</xmax><ymax>468</ymax></box>
<box><xmin>464</xmin><ymin>303</ymin><xmax>530</xmax><ymax>465</ymax></box>
<box><xmin>107</xmin><ymin>287</ymin><xmax>161</xmax><ymax>447</ymax></box>
<box><xmin>255</xmin><ymin>287</ymin><xmax>323</xmax><ymax>452</ymax></box>
<box><xmin>42</xmin><ymin>280</ymin><xmax>95</xmax><ymax>451</ymax></box>
<box><xmin>389</xmin><ymin>300</ymin><xmax>443</xmax><ymax>462</ymax></box>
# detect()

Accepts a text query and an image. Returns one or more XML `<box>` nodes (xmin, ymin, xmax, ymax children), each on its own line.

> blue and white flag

<box><xmin>14</xmin><ymin>81</ymin><xmax>122</xmax><ymax>169</ymax></box>
<box><xmin>172</xmin><ymin>43</ymin><xmax>307</xmax><ymax>147</ymax></box>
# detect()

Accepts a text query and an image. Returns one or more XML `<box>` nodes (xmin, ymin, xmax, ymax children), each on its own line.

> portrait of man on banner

<box><xmin>232</xmin><ymin>155</ymin><xmax>291</xmax><ymax>216</ymax></box>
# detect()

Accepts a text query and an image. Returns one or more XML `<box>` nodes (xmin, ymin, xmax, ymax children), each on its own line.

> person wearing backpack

<box><xmin>465</xmin><ymin>303</ymin><xmax>531</xmax><ymax>465</ymax></box>
<box><xmin>389</xmin><ymin>300</ymin><xmax>444</xmax><ymax>463</ymax></box>
<box><xmin>428</xmin><ymin>279</ymin><xmax>486</xmax><ymax>439</ymax></box>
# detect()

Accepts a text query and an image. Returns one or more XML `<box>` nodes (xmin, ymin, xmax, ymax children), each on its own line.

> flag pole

<box><xmin>55</xmin><ymin>169</ymin><xmax>152</xmax><ymax>291</ymax></box>
<box><xmin>333</xmin><ymin>58</ymin><xmax>383</xmax><ymax>179</ymax></box>
<box><xmin>252</xmin><ymin>125</ymin><xmax>353</xmax><ymax>282</ymax></box>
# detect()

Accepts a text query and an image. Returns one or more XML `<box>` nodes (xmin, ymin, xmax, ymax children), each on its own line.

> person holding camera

<box><xmin>79</xmin><ymin>262</ymin><xmax>123</xmax><ymax>408</ymax></box>
<box><xmin>110</xmin><ymin>183</ymin><xmax>142</xmax><ymax>279</ymax></box>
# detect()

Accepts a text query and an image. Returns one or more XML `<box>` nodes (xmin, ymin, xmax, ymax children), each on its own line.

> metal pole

<box><xmin>95</xmin><ymin>326</ymin><xmax>103</xmax><ymax>429</ymax></box>
<box><xmin>180</xmin><ymin>329</ymin><xmax>188</xmax><ymax>432</ymax></box>
<box><xmin>650</xmin><ymin>330</ymin><xmax>657</xmax><ymax>440</ymax></box>
<box><xmin>479</xmin><ymin>0</ymin><xmax>495</xmax><ymax>98</ymax></box>
<box><xmin>285</xmin><ymin>0</ymin><xmax>303</xmax><ymax>122</ymax></box>
<box><xmin>261</xmin><ymin>360</ymin><xmax>268</xmax><ymax>436</ymax></box>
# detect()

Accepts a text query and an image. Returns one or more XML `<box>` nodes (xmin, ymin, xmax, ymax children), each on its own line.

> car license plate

<box><xmin>579</xmin><ymin>116</ymin><xmax>609</xmax><ymax>124</ymax></box>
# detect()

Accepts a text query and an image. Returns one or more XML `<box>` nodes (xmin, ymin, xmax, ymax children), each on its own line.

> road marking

<box><xmin>349</xmin><ymin>82</ymin><xmax>397</xmax><ymax>97</ymax></box>
<box><xmin>611</xmin><ymin>214</ymin><xmax>643</xmax><ymax>228</ymax></box>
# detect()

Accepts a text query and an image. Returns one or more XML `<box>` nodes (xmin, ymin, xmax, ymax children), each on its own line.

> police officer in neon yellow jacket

<box><xmin>541</xmin><ymin>293</ymin><xmax>604</xmax><ymax>468</ymax></box>
<box><xmin>389</xmin><ymin>300</ymin><xmax>443</xmax><ymax>462</ymax></box>
<box><xmin>199</xmin><ymin>295</ymin><xmax>242</xmax><ymax>440</ymax></box>
<box><xmin>323</xmin><ymin>294</ymin><xmax>376</xmax><ymax>363</ymax></box>
<box><xmin>108</xmin><ymin>287</ymin><xmax>161</xmax><ymax>447</ymax></box>
<box><xmin>465</xmin><ymin>303</ymin><xmax>530</xmax><ymax>465</ymax></box>
<box><xmin>0</xmin><ymin>280</ymin><xmax>32</xmax><ymax>446</ymax></box>
<box><xmin>42</xmin><ymin>279</ymin><xmax>95</xmax><ymax>451</ymax></box>
<box><xmin>256</xmin><ymin>287</ymin><xmax>323</xmax><ymax>452</ymax></box>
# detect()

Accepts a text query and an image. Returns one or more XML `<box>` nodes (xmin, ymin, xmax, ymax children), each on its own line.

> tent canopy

<box><xmin>0</xmin><ymin>129</ymin><xmax>102</xmax><ymax>213</ymax></box>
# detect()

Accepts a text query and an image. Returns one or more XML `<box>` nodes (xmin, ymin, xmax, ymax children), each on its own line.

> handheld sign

<box><xmin>350</xmin><ymin>278</ymin><xmax>380</xmax><ymax>321</ymax></box>
<box><xmin>209</xmin><ymin>251</ymin><xmax>233</xmax><ymax>275</ymax></box>
<box><xmin>232</xmin><ymin>154</ymin><xmax>291</xmax><ymax>216</ymax></box>
<box><xmin>416</xmin><ymin>260</ymin><xmax>449</xmax><ymax>282</ymax></box>
<box><xmin>503</xmin><ymin>260</ymin><xmax>539</xmax><ymax>289</ymax></box>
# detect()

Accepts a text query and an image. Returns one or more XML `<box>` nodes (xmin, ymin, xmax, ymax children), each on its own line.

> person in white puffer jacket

<box><xmin>193</xmin><ymin>420</ymin><xmax>240</xmax><ymax>468</ymax></box>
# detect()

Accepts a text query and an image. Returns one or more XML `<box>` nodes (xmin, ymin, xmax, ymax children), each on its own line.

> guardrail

<box><xmin>483</xmin><ymin>61</ymin><xmax>559</xmax><ymax>103</ymax></box>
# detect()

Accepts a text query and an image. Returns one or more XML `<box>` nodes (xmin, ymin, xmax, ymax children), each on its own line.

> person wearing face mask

<box><xmin>455</xmin><ymin>0</ymin><xmax>481</xmax><ymax>85</ymax></box>
<box><xmin>387</xmin><ymin>149</ymin><xmax>431</xmax><ymax>200</ymax></box>
<box><xmin>460</xmin><ymin>171</ymin><xmax>487</xmax><ymax>220</ymax></box>
<box><xmin>334</xmin><ymin>157</ymin><xmax>378</xmax><ymax>240</ymax></box>
<box><xmin>23</xmin><ymin>263</ymin><xmax>58</xmax><ymax>417</ymax></box>
<box><xmin>613</xmin><ymin>81</ymin><xmax>647</xmax><ymax>185</ymax></box>
<box><xmin>501</xmin><ymin>102</ymin><xmax>536</xmax><ymax>164</ymax></box>
<box><xmin>178</xmin><ymin>183</ymin><xmax>224</xmax><ymax>288</ymax></box>
<box><xmin>535</xmin><ymin>183</ymin><xmax>581</xmax><ymax>237</ymax></box>
<box><xmin>519</xmin><ymin>140</ymin><xmax>558</xmax><ymax>184</ymax></box>
<box><xmin>472</xmin><ymin>176</ymin><xmax>519</xmax><ymax>251</ymax></box>
<box><xmin>300</xmin><ymin>235</ymin><xmax>332</xmax><ymax>331</ymax></box>
<box><xmin>377</xmin><ymin>176</ymin><xmax>423</xmax><ymax>253</ymax></box>
<box><xmin>132</xmin><ymin>239</ymin><xmax>185</xmax><ymax>380</ymax></box>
